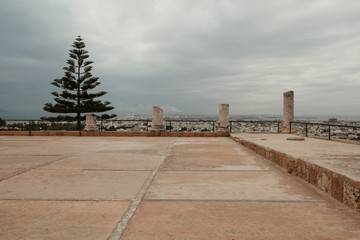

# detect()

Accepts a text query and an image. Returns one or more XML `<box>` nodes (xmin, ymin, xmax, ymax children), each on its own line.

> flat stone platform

<box><xmin>0</xmin><ymin>136</ymin><xmax>359</xmax><ymax>239</ymax></box>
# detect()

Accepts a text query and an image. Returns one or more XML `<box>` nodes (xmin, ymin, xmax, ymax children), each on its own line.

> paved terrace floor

<box><xmin>0</xmin><ymin>136</ymin><xmax>359</xmax><ymax>240</ymax></box>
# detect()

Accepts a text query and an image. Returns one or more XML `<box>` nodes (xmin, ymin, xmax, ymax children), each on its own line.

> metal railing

<box><xmin>1</xmin><ymin>119</ymin><xmax>83</xmax><ymax>136</ymax></box>
<box><xmin>290</xmin><ymin>121</ymin><xmax>360</xmax><ymax>140</ymax></box>
<box><xmin>2</xmin><ymin>119</ymin><xmax>281</xmax><ymax>134</ymax></box>
<box><xmin>165</xmin><ymin>120</ymin><xmax>217</xmax><ymax>132</ymax></box>
<box><xmin>99</xmin><ymin>119</ymin><xmax>151</xmax><ymax>132</ymax></box>
<box><xmin>2</xmin><ymin>119</ymin><xmax>359</xmax><ymax>141</ymax></box>
<box><xmin>229</xmin><ymin>120</ymin><xmax>282</xmax><ymax>133</ymax></box>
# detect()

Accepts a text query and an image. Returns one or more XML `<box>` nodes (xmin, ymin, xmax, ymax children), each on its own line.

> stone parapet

<box><xmin>231</xmin><ymin>135</ymin><xmax>360</xmax><ymax>212</ymax></box>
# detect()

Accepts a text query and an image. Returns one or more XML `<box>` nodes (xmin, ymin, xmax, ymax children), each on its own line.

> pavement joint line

<box><xmin>108</xmin><ymin>138</ymin><xmax>176</xmax><ymax>240</ymax></box>
<box><xmin>82</xmin><ymin>169</ymin><xmax>152</xmax><ymax>172</ymax></box>
<box><xmin>0</xmin><ymin>157</ymin><xmax>69</xmax><ymax>182</ymax></box>
<box><xmin>159</xmin><ymin>169</ymin><xmax>269</xmax><ymax>172</ymax></box>
<box><xmin>0</xmin><ymin>155</ymin><xmax>63</xmax><ymax>159</ymax></box>
<box><xmin>143</xmin><ymin>199</ymin><xmax>326</xmax><ymax>203</ymax></box>
<box><xmin>0</xmin><ymin>168</ymin><xmax>26</xmax><ymax>170</ymax></box>
<box><xmin>34</xmin><ymin>168</ymin><xmax>153</xmax><ymax>172</ymax></box>
<box><xmin>0</xmin><ymin>198</ymin><xmax>133</xmax><ymax>201</ymax></box>
<box><xmin>0</xmin><ymin>144</ymin><xmax>111</xmax><ymax>182</ymax></box>
<box><xmin>94</xmin><ymin>153</ymin><xmax>164</xmax><ymax>156</ymax></box>
<box><xmin>0</xmin><ymin>154</ymin><xmax>62</xmax><ymax>156</ymax></box>
<box><xmin>0</xmin><ymin>139</ymin><xmax>51</xmax><ymax>142</ymax></box>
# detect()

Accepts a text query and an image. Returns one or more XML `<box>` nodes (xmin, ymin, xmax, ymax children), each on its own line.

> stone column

<box><xmin>84</xmin><ymin>114</ymin><xmax>99</xmax><ymax>131</ymax></box>
<box><xmin>152</xmin><ymin>106</ymin><xmax>164</xmax><ymax>131</ymax></box>
<box><xmin>282</xmin><ymin>91</ymin><xmax>294</xmax><ymax>133</ymax></box>
<box><xmin>218</xmin><ymin>104</ymin><xmax>229</xmax><ymax>132</ymax></box>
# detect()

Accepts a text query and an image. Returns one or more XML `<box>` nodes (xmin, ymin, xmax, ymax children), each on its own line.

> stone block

<box><xmin>282</xmin><ymin>91</ymin><xmax>294</xmax><ymax>133</ymax></box>
<box><xmin>152</xmin><ymin>106</ymin><xmax>164</xmax><ymax>131</ymax></box>
<box><xmin>307</xmin><ymin>164</ymin><xmax>318</xmax><ymax>185</ymax></box>
<box><xmin>297</xmin><ymin>160</ymin><xmax>306</xmax><ymax>178</ymax></box>
<box><xmin>218</xmin><ymin>104</ymin><xmax>229</xmax><ymax>132</ymax></box>
<box><xmin>331</xmin><ymin>173</ymin><xmax>344</xmax><ymax>202</ymax></box>
<box><xmin>317</xmin><ymin>167</ymin><xmax>332</xmax><ymax>193</ymax></box>
<box><xmin>343</xmin><ymin>181</ymin><xmax>360</xmax><ymax>211</ymax></box>
<box><xmin>84</xmin><ymin>114</ymin><xmax>99</xmax><ymax>131</ymax></box>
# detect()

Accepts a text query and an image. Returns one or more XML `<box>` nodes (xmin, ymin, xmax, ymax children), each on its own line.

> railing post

<box><xmin>305</xmin><ymin>123</ymin><xmax>308</xmax><ymax>137</ymax></box>
<box><xmin>146</xmin><ymin>120</ymin><xmax>149</xmax><ymax>132</ymax></box>
<box><xmin>328</xmin><ymin>125</ymin><xmax>331</xmax><ymax>140</ymax></box>
<box><xmin>212</xmin><ymin>121</ymin><xmax>215</xmax><ymax>132</ymax></box>
<box><xmin>230</xmin><ymin>121</ymin><xmax>232</xmax><ymax>133</ymax></box>
<box><xmin>100</xmin><ymin>118</ymin><xmax>103</xmax><ymax>132</ymax></box>
<box><xmin>29</xmin><ymin>120</ymin><xmax>32</xmax><ymax>136</ymax></box>
<box><xmin>277</xmin><ymin>121</ymin><xmax>280</xmax><ymax>133</ymax></box>
<box><xmin>289</xmin><ymin>122</ymin><xmax>292</xmax><ymax>134</ymax></box>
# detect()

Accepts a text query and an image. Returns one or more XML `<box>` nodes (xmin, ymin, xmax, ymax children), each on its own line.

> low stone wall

<box><xmin>0</xmin><ymin>131</ymin><xmax>29</xmax><ymax>136</ymax></box>
<box><xmin>0</xmin><ymin>131</ymin><xmax>229</xmax><ymax>137</ymax></box>
<box><xmin>231</xmin><ymin>136</ymin><xmax>360</xmax><ymax>212</ymax></box>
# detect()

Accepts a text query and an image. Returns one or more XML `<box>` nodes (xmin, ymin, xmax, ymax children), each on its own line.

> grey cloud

<box><xmin>1</xmin><ymin>0</ymin><xmax>360</xmax><ymax>118</ymax></box>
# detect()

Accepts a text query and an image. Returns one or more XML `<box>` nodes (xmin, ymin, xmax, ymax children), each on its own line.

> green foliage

<box><xmin>98</xmin><ymin>113</ymin><xmax>117</xmax><ymax>120</ymax></box>
<box><xmin>107</xmin><ymin>126</ymin><xmax>117</xmax><ymax>131</ymax></box>
<box><xmin>0</xmin><ymin>118</ymin><xmax>6</xmax><ymax>126</ymax></box>
<box><xmin>43</xmin><ymin>36</ymin><xmax>115</xmax><ymax>129</ymax></box>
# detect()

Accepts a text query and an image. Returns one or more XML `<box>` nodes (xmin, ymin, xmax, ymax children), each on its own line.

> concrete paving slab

<box><xmin>171</xmin><ymin>137</ymin><xmax>236</xmax><ymax>147</ymax></box>
<box><xmin>145</xmin><ymin>171</ymin><xmax>321</xmax><ymax>201</ymax></box>
<box><xmin>172</xmin><ymin>138</ymin><xmax>223</xmax><ymax>144</ymax></box>
<box><xmin>95</xmin><ymin>137</ymin><xmax>172</xmax><ymax>151</ymax></box>
<box><xmin>95</xmin><ymin>141</ymin><xmax>169</xmax><ymax>154</ymax></box>
<box><xmin>171</xmin><ymin>139</ymin><xmax>246</xmax><ymax>155</ymax></box>
<box><xmin>0</xmin><ymin>137</ymin><xmax>99</xmax><ymax>155</ymax></box>
<box><xmin>41</xmin><ymin>154</ymin><xmax>163</xmax><ymax>170</ymax></box>
<box><xmin>171</xmin><ymin>144</ymin><xmax>240</xmax><ymax>155</ymax></box>
<box><xmin>0</xmin><ymin>137</ymin><xmax>53</xmax><ymax>145</ymax></box>
<box><xmin>0</xmin><ymin>200</ymin><xmax>129</xmax><ymax>240</ymax></box>
<box><xmin>0</xmin><ymin>169</ymin><xmax>150</xmax><ymax>200</ymax></box>
<box><xmin>0</xmin><ymin>169</ymin><xmax>20</xmax><ymax>179</ymax></box>
<box><xmin>0</xmin><ymin>136</ymin><xmax>64</xmax><ymax>141</ymax></box>
<box><xmin>0</xmin><ymin>155</ymin><xmax>61</xmax><ymax>169</ymax></box>
<box><xmin>122</xmin><ymin>201</ymin><xmax>360</xmax><ymax>240</ymax></box>
<box><xmin>0</xmin><ymin>146</ymin><xmax>10</xmax><ymax>151</ymax></box>
<box><xmin>0</xmin><ymin>145</ymin><xmax>82</xmax><ymax>155</ymax></box>
<box><xmin>160</xmin><ymin>154</ymin><xmax>267</xmax><ymax>171</ymax></box>
<box><xmin>166</xmin><ymin>138</ymin><xmax>265</xmax><ymax>171</ymax></box>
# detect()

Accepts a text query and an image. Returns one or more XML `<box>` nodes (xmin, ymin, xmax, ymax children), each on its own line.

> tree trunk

<box><xmin>77</xmin><ymin>113</ymin><xmax>81</xmax><ymax>131</ymax></box>
<box><xmin>77</xmin><ymin>57</ymin><xmax>81</xmax><ymax>131</ymax></box>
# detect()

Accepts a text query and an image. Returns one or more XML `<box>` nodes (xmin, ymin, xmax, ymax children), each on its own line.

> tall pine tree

<box><xmin>44</xmin><ymin>36</ymin><xmax>115</xmax><ymax>130</ymax></box>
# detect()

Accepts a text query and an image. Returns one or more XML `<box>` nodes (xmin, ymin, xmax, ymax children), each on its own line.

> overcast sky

<box><xmin>1</xmin><ymin>0</ymin><xmax>360</xmax><ymax>119</ymax></box>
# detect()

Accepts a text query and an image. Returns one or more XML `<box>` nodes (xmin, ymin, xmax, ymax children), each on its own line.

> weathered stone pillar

<box><xmin>282</xmin><ymin>91</ymin><xmax>294</xmax><ymax>133</ymax></box>
<box><xmin>218</xmin><ymin>104</ymin><xmax>229</xmax><ymax>132</ymax></box>
<box><xmin>84</xmin><ymin>114</ymin><xmax>99</xmax><ymax>131</ymax></box>
<box><xmin>152</xmin><ymin>106</ymin><xmax>164</xmax><ymax>131</ymax></box>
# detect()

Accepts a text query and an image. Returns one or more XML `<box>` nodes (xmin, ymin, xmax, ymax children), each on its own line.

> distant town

<box><xmin>1</xmin><ymin>114</ymin><xmax>359</xmax><ymax>141</ymax></box>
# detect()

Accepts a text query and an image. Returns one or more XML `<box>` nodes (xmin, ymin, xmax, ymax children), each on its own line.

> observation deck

<box><xmin>0</xmin><ymin>135</ymin><xmax>359</xmax><ymax>239</ymax></box>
